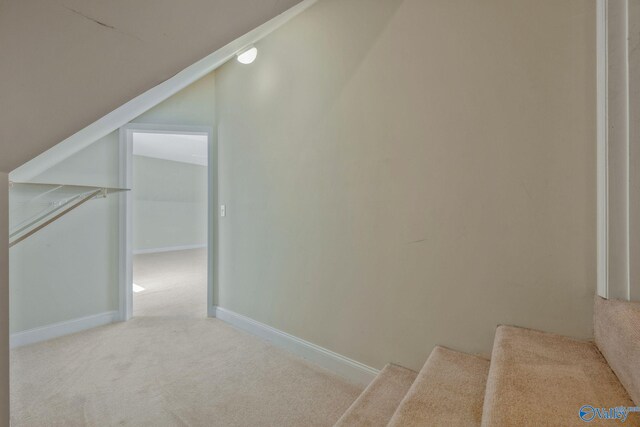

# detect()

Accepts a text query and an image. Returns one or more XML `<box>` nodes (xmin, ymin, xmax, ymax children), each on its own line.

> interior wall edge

<box><xmin>0</xmin><ymin>172</ymin><xmax>9</xmax><ymax>426</ymax></box>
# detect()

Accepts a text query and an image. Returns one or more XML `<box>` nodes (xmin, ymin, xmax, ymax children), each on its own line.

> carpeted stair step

<box><xmin>481</xmin><ymin>325</ymin><xmax>638</xmax><ymax>426</ymax></box>
<box><xmin>334</xmin><ymin>363</ymin><xmax>417</xmax><ymax>427</ymax></box>
<box><xmin>387</xmin><ymin>346</ymin><xmax>489</xmax><ymax>427</ymax></box>
<box><xmin>594</xmin><ymin>296</ymin><xmax>640</xmax><ymax>405</ymax></box>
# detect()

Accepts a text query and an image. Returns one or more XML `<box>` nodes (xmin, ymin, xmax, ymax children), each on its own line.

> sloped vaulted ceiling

<box><xmin>0</xmin><ymin>0</ymin><xmax>303</xmax><ymax>173</ymax></box>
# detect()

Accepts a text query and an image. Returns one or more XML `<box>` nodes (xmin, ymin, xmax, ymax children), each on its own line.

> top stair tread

<box><xmin>388</xmin><ymin>346</ymin><xmax>489</xmax><ymax>427</ymax></box>
<box><xmin>595</xmin><ymin>296</ymin><xmax>640</xmax><ymax>405</ymax></box>
<box><xmin>334</xmin><ymin>363</ymin><xmax>417</xmax><ymax>427</ymax></box>
<box><xmin>481</xmin><ymin>325</ymin><xmax>637</xmax><ymax>426</ymax></box>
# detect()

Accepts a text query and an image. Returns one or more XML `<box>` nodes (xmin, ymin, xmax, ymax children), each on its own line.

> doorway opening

<box><xmin>119</xmin><ymin>125</ymin><xmax>214</xmax><ymax>320</ymax></box>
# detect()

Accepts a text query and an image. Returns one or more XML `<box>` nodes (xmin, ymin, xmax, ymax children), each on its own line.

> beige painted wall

<box><xmin>133</xmin><ymin>156</ymin><xmax>208</xmax><ymax>252</ymax></box>
<box><xmin>10</xmin><ymin>135</ymin><xmax>120</xmax><ymax>333</ymax></box>
<box><xmin>215</xmin><ymin>0</ymin><xmax>596</xmax><ymax>370</ymax></box>
<box><xmin>131</xmin><ymin>72</ymin><xmax>216</xmax><ymax>129</ymax></box>
<box><xmin>0</xmin><ymin>173</ymin><xmax>8</xmax><ymax>427</ymax></box>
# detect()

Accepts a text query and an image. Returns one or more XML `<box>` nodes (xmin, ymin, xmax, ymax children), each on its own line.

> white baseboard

<box><xmin>133</xmin><ymin>244</ymin><xmax>206</xmax><ymax>255</ymax></box>
<box><xmin>211</xmin><ymin>306</ymin><xmax>378</xmax><ymax>386</ymax></box>
<box><xmin>10</xmin><ymin>311</ymin><xmax>119</xmax><ymax>349</ymax></box>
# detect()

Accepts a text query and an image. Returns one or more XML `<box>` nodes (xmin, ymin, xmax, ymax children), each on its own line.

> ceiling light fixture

<box><xmin>236</xmin><ymin>45</ymin><xmax>258</xmax><ymax>64</ymax></box>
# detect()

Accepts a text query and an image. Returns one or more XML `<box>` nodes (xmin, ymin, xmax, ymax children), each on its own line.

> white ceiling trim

<box><xmin>10</xmin><ymin>0</ymin><xmax>317</xmax><ymax>182</ymax></box>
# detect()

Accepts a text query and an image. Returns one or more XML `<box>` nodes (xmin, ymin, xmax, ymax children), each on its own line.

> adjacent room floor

<box><xmin>10</xmin><ymin>248</ymin><xmax>362</xmax><ymax>426</ymax></box>
<box><xmin>133</xmin><ymin>248</ymin><xmax>208</xmax><ymax>318</ymax></box>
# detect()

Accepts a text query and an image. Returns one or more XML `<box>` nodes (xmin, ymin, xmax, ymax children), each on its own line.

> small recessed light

<box><xmin>237</xmin><ymin>45</ymin><xmax>258</xmax><ymax>64</ymax></box>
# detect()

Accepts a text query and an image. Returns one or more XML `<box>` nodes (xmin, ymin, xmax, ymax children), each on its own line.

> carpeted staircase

<box><xmin>335</xmin><ymin>297</ymin><xmax>640</xmax><ymax>426</ymax></box>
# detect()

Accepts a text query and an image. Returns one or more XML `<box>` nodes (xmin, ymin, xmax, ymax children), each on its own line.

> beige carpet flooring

<box><xmin>335</xmin><ymin>364</ymin><xmax>417</xmax><ymax>427</ymax></box>
<box><xmin>388</xmin><ymin>346</ymin><xmax>489</xmax><ymax>427</ymax></box>
<box><xmin>481</xmin><ymin>325</ymin><xmax>637</xmax><ymax>427</ymax></box>
<box><xmin>11</xmin><ymin>250</ymin><xmax>362</xmax><ymax>426</ymax></box>
<box><xmin>133</xmin><ymin>248</ymin><xmax>208</xmax><ymax>318</ymax></box>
